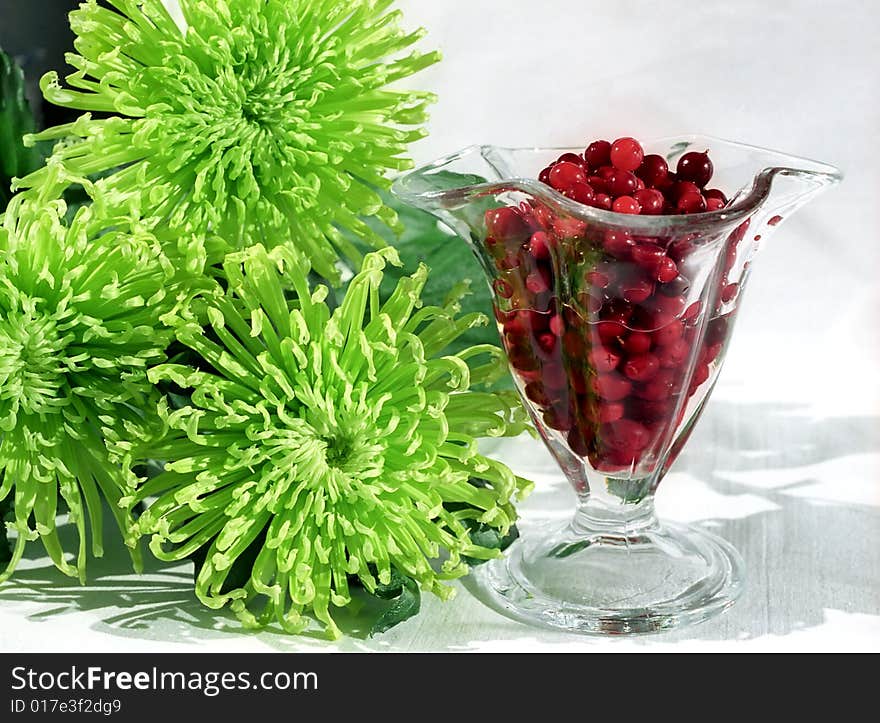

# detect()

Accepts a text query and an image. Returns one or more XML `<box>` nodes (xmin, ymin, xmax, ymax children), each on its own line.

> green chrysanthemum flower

<box><xmin>16</xmin><ymin>0</ymin><xmax>440</xmax><ymax>283</ymax></box>
<box><xmin>129</xmin><ymin>244</ymin><xmax>531</xmax><ymax>637</ymax></box>
<box><xmin>0</xmin><ymin>171</ymin><xmax>193</xmax><ymax>583</ymax></box>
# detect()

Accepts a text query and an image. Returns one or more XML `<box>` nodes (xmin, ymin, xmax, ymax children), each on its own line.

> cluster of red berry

<box><xmin>486</xmin><ymin>138</ymin><xmax>743</xmax><ymax>473</ymax></box>
<box><xmin>538</xmin><ymin>137</ymin><xmax>726</xmax><ymax>216</ymax></box>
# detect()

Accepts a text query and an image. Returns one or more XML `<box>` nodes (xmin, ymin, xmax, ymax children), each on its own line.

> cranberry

<box><xmin>529</xmin><ymin>231</ymin><xmax>550</xmax><ymax>260</ymax></box>
<box><xmin>549</xmin><ymin>161</ymin><xmax>587</xmax><ymax>192</ymax></box>
<box><xmin>721</xmin><ymin>282</ymin><xmax>739</xmax><ymax>303</ymax></box>
<box><xmin>631</xmin><ymin>242</ymin><xmax>665</xmax><ymax>269</ymax></box>
<box><xmin>602</xmin><ymin>419</ymin><xmax>651</xmax><ymax>451</ymax></box>
<box><xmin>612</xmin><ymin>196</ymin><xmax>641</xmax><ymax>214</ymax></box>
<box><xmin>676</xmin><ymin>192</ymin><xmax>707</xmax><ymax>214</ymax></box>
<box><xmin>635</xmin><ymin>154</ymin><xmax>669</xmax><ymax>188</ymax></box>
<box><xmin>651</xmin><ymin>293</ymin><xmax>686</xmax><ymax>316</ymax></box>
<box><xmin>623</xmin><ymin>353</ymin><xmax>660</xmax><ymax>382</ymax></box>
<box><xmin>544</xmin><ymin>406</ymin><xmax>573</xmax><ymax>431</ymax></box>
<box><xmin>610</xmin><ymin>137</ymin><xmax>644</xmax><ymax>172</ymax></box>
<box><xmin>587</xmin><ymin>175</ymin><xmax>609</xmax><ymax>194</ymax></box>
<box><xmin>542</xmin><ymin>363</ymin><xmax>568</xmax><ymax>390</ymax></box>
<box><xmin>594</xmin><ymin>193</ymin><xmax>613</xmax><ymax>210</ymax></box>
<box><xmin>621</xmin><ymin>277</ymin><xmax>654</xmax><ymax>304</ymax></box>
<box><xmin>567</xmin><ymin>428</ymin><xmax>591</xmax><ymax>457</ymax></box>
<box><xmin>634</xmin><ymin>188</ymin><xmax>664</xmax><ymax>215</ymax></box>
<box><xmin>603</xmin><ymin>229</ymin><xmax>635</xmax><ymax>259</ymax></box>
<box><xmin>676</xmin><ymin>151</ymin><xmax>713</xmax><ymax>187</ymax></box>
<box><xmin>589</xmin><ymin>347</ymin><xmax>622</xmax><ymax>373</ymax></box>
<box><xmin>702</xmin><ymin>343</ymin><xmax>723</xmax><ymax>364</ymax></box>
<box><xmin>526</xmin><ymin>268</ymin><xmax>552</xmax><ymax>294</ymax></box>
<box><xmin>549</xmin><ymin>314</ymin><xmax>564</xmax><ymax>336</ymax></box>
<box><xmin>690</xmin><ymin>363</ymin><xmax>710</xmax><ymax>389</ymax></box>
<box><xmin>485</xmin><ymin>207</ymin><xmax>529</xmax><ymax>243</ymax></box>
<box><xmin>596</xmin><ymin>320</ymin><xmax>627</xmax><ymax>344</ymax></box>
<box><xmin>706</xmin><ymin>197</ymin><xmax>725</xmax><ymax>211</ymax></box>
<box><xmin>536</xmin><ymin>332</ymin><xmax>557</xmax><ymax>355</ymax></box>
<box><xmin>670</xmin><ymin>180</ymin><xmax>702</xmax><ymax>201</ymax></box>
<box><xmin>564</xmin><ymin>181</ymin><xmax>596</xmax><ymax>205</ymax></box>
<box><xmin>607</xmin><ymin>169</ymin><xmax>639</xmax><ymax>198</ymax></box>
<box><xmin>704</xmin><ymin>188</ymin><xmax>727</xmax><ymax>204</ymax></box>
<box><xmin>598</xmin><ymin>402</ymin><xmax>625</xmax><ymax>424</ymax></box>
<box><xmin>658</xmin><ymin>338</ymin><xmax>690</xmax><ymax>368</ymax></box>
<box><xmin>525</xmin><ymin>381</ymin><xmax>553</xmax><ymax>406</ymax></box>
<box><xmin>622</xmin><ymin>331</ymin><xmax>652</xmax><ymax>354</ymax></box>
<box><xmin>584</xmin><ymin>140</ymin><xmax>612</xmax><ymax>169</ymax></box>
<box><xmin>682</xmin><ymin>301</ymin><xmax>702</xmax><ymax>323</ymax></box>
<box><xmin>634</xmin><ymin>369</ymin><xmax>677</xmax><ymax>401</ymax></box>
<box><xmin>653</xmin><ymin>256</ymin><xmax>679</xmax><ymax>283</ymax></box>
<box><xmin>538</xmin><ymin>167</ymin><xmax>552</xmax><ymax>185</ymax></box>
<box><xmin>653</xmin><ymin>318</ymin><xmax>684</xmax><ymax>346</ymax></box>
<box><xmin>556</xmin><ymin>152</ymin><xmax>587</xmax><ymax>167</ymax></box>
<box><xmin>585</xmin><ymin>268</ymin><xmax>611</xmax><ymax>288</ymax></box>
<box><xmin>592</xmin><ymin>374</ymin><xmax>632</xmax><ymax>401</ymax></box>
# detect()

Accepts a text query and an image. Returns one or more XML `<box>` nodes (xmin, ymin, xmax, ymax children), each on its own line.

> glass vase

<box><xmin>392</xmin><ymin>136</ymin><xmax>840</xmax><ymax>634</ymax></box>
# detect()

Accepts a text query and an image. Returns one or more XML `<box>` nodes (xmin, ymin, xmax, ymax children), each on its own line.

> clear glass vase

<box><xmin>393</xmin><ymin>136</ymin><xmax>841</xmax><ymax>634</ymax></box>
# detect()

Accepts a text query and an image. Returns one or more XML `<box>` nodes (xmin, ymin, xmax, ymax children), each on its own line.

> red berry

<box><xmin>634</xmin><ymin>369</ymin><xmax>677</xmax><ymax>401</ymax></box>
<box><xmin>635</xmin><ymin>154</ymin><xmax>669</xmax><ymax>188</ymax></box>
<box><xmin>631</xmin><ymin>242</ymin><xmax>665</xmax><ymax>269</ymax></box>
<box><xmin>594</xmin><ymin>193</ymin><xmax>613</xmax><ymax>210</ymax></box>
<box><xmin>676</xmin><ymin>192</ymin><xmax>707</xmax><ymax>214</ymax></box>
<box><xmin>592</xmin><ymin>373</ymin><xmax>632</xmax><ymax>401</ymax></box>
<box><xmin>704</xmin><ymin>188</ymin><xmax>728</xmax><ymax>204</ymax></box>
<box><xmin>622</xmin><ymin>332</ymin><xmax>652</xmax><ymax>354</ymax></box>
<box><xmin>549</xmin><ymin>161</ymin><xmax>587</xmax><ymax>192</ymax></box>
<box><xmin>598</xmin><ymin>403</ymin><xmax>625</xmax><ymax>424</ymax></box>
<box><xmin>690</xmin><ymin>363</ymin><xmax>710</xmax><ymax>389</ymax></box>
<box><xmin>607</xmin><ymin>169</ymin><xmax>639</xmax><ymax>198</ymax></box>
<box><xmin>485</xmin><ymin>207</ymin><xmax>529</xmax><ymax>242</ymax></box>
<box><xmin>621</xmin><ymin>277</ymin><xmax>654</xmax><ymax>304</ymax></box>
<box><xmin>537</xmin><ymin>332</ymin><xmax>557</xmax><ymax>355</ymax></box>
<box><xmin>706</xmin><ymin>197</ymin><xmax>725</xmax><ymax>211</ymax></box>
<box><xmin>610</xmin><ymin>137</ymin><xmax>644</xmax><ymax>172</ymax></box>
<box><xmin>602</xmin><ymin>229</ymin><xmax>635</xmax><ymax>259</ymax></box>
<box><xmin>676</xmin><ymin>151</ymin><xmax>713</xmax><ymax>187</ymax></box>
<box><xmin>526</xmin><ymin>267</ymin><xmax>552</xmax><ymax>294</ymax></box>
<box><xmin>721</xmin><ymin>282</ymin><xmax>739</xmax><ymax>303</ymax></box>
<box><xmin>682</xmin><ymin>301</ymin><xmax>702</xmax><ymax>323</ymax></box>
<box><xmin>653</xmin><ymin>256</ymin><xmax>679</xmax><ymax>283</ymax></box>
<box><xmin>612</xmin><ymin>196</ymin><xmax>641</xmax><ymax>214</ymax></box>
<box><xmin>549</xmin><ymin>314</ymin><xmax>564</xmax><ymax>336</ymax></box>
<box><xmin>538</xmin><ymin>167</ymin><xmax>552</xmax><ymax>185</ymax></box>
<box><xmin>653</xmin><ymin>318</ymin><xmax>684</xmax><ymax>346</ymax></box>
<box><xmin>584</xmin><ymin>140</ymin><xmax>611</xmax><ymax>170</ymax></box>
<box><xmin>596</xmin><ymin>320</ymin><xmax>626</xmax><ymax>344</ymax></box>
<box><xmin>601</xmin><ymin>419</ymin><xmax>651</xmax><ymax>451</ymax></box>
<box><xmin>658</xmin><ymin>338</ymin><xmax>690</xmax><ymax>368</ymax></box>
<box><xmin>634</xmin><ymin>188</ymin><xmax>664</xmax><ymax>215</ymax></box>
<box><xmin>525</xmin><ymin>381</ymin><xmax>553</xmax><ymax>406</ymax></box>
<box><xmin>670</xmin><ymin>180</ymin><xmax>702</xmax><ymax>201</ymax></box>
<box><xmin>567</xmin><ymin>428</ymin><xmax>591</xmax><ymax>457</ymax></box>
<box><xmin>529</xmin><ymin>231</ymin><xmax>551</xmax><ymax>260</ymax></box>
<box><xmin>589</xmin><ymin>347</ymin><xmax>621</xmax><ymax>373</ymax></box>
<box><xmin>564</xmin><ymin>181</ymin><xmax>596</xmax><ymax>205</ymax></box>
<box><xmin>543</xmin><ymin>405</ymin><xmax>573</xmax><ymax>431</ymax></box>
<box><xmin>542</xmin><ymin>363</ymin><xmax>567</xmax><ymax>390</ymax></box>
<box><xmin>623</xmin><ymin>353</ymin><xmax>660</xmax><ymax>382</ymax></box>
<box><xmin>556</xmin><ymin>152</ymin><xmax>587</xmax><ymax>167</ymax></box>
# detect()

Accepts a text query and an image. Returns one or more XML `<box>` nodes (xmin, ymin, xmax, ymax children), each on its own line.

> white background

<box><xmin>0</xmin><ymin>0</ymin><xmax>877</xmax><ymax>652</ymax></box>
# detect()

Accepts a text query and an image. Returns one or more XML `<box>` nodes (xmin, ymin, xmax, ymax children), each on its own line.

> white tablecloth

<box><xmin>0</xmin><ymin>0</ymin><xmax>877</xmax><ymax>652</ymax></box>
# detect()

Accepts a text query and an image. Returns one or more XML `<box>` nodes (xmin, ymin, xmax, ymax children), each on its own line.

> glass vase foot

<box><xmin>469</xmin><ymin>514</ymin><xmax>745</xmax><ymax>635</ymax></box>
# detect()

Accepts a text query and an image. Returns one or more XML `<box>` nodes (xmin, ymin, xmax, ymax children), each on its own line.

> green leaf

<box><xmin>368</xmin><ymin>574</ymin><xmax>421</xmax><ymax>636</ymax></box>
<box><xmin>0</xmin><ymin>47</ymin><xmax>41</xmax><ymax>211</ymax></box>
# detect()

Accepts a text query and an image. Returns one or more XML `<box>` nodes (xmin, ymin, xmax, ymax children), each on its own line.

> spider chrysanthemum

<box><xmin>17</xmin><ymin>0</ymin><xmax>440</xmax><ymax>283</ymax></box>
<box><xmin>129</xmin><ymin>245</ymin><xmax>531</xmax><ymax>637</ymax></box>
<box><xmin>0</xmin><ymin>173</ymin><xmax>192</xmax><ymax>583</ymax></box>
